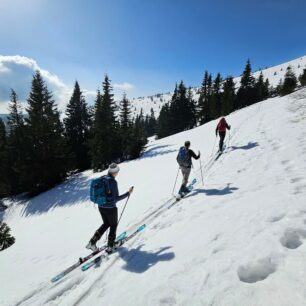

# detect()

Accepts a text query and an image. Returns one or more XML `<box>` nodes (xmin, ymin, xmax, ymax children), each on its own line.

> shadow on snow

<box><xmin>229</xmin><ymin>141</ymin><xmax>259</xmax><ymax>151</ymax></box>
<box><xmin>185</xmin><ymin>183</ymin><xmax>239</xmax><ymax>198</ymax></box>
<box><xmin>140</xmin><ymin>145</ymin><xmax>176</xmax><ymax>159</ymax></box>
<box><xmin>22</xmin><ymin>173</ymin><xmax>92</xmax><ymax>217</ymax></box>
<box><xmin>117</xmin><ymin>245</ymin><xmax>175</xmax><ymax>273</ymax></box>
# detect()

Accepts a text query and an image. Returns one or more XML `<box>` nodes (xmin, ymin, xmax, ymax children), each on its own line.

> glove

<box><xmin>128</xmin><ymin>186</ymin><xmax>134</xmax><ymax>194</ymax></box>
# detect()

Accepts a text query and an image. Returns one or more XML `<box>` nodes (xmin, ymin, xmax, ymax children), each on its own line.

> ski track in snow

<box><xmin>1</xmin><ymin>86</ymin><xmax>306</xmax><ymax>305</ymax></box>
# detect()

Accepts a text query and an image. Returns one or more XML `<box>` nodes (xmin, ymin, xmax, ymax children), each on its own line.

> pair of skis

<box><xmin>51</xmin><ymin>224</ymin><xmax>146</xmax><ymax>282</ymax></box>
<box><xmin>175</xmin><ymin>178</ymin><xmax>197</xmax><ymax>201</ymax></box>
<box><xmin>82</xmin><ymin>224</ymin><xmax>146</xmax><ymax>271</ymax></box>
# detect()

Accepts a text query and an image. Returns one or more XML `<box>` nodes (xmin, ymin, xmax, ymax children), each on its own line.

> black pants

<box><xmin>96</xmin><ymin>207</ymin><xmax>118</xmax><ymax>247</ymax></box>
<box><xmin>218</xmin><ymin>131</ymin><xmax>226</xmax><ymax>151</ymax></box>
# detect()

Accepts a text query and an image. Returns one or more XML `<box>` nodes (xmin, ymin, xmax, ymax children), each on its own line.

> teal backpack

<box><xmin>90</xmin><ymin>175</ymin><xmax>111</xmax><ymax>206</ymax></box>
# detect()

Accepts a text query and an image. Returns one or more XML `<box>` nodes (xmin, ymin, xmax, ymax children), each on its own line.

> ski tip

<box><xmin>51</xmin><ymin>274</ymin><xmax>62</xmax><ymax>283</ymax></box>
<box><xmin>81</xmin><ymin>264</ymin><xmax>90</xmax><ymax>272</ymax></box>
<box><xmin>137</xmin><ymin>224</ymin><xmax>146</xmax><ymax>232</ymax></box>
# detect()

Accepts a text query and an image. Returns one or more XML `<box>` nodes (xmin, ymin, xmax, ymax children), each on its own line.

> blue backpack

<box><xmin>90</xmin><ymin>175</ymin><xmax>111</xmax><ymax>206</ymax></box>
<box><xmin>177</xmin><ymin>146</ymin><xmax>191</xmax><ymax>167</ymax></box>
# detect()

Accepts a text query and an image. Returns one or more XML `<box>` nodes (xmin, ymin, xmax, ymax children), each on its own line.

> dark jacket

<box><xmin>186</xmin><ymin>149</ymin><xmax>200</xmax><ymax>168</ymax></box>
<box><xmin>101</xmin><ymin>175</ymin><xmax>129</xmax><ymax>208</ymax></box>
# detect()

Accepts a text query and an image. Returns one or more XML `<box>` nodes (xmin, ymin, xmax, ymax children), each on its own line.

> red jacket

<box><xmin>216</xmin><ymin>118</ymin><xmax>230</xmax><ymax>134</ymax></box>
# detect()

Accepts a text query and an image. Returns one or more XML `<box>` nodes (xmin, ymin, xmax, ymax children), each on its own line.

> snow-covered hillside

<box><xmin>1</xmin><ymin>87</ymin><xmax>306</xmax><ymax>305</ymax></box>
<box><xmin>127</xmin><ymin>55</ymin><xmax>306</xmax><ymax>118</ymax></box>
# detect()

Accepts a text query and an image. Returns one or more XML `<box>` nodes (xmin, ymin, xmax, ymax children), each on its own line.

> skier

<box><xmin>215</xmin><ymin>117</ymin><xmax>231</xmax><ymax>152</ymax></box>
<box><xmin>176</xmin><ymin>141</ymin><xmax>200</xmax><ymax>196</ymax></box>
<box><xmin>86</xmin><ymin>163</ymin><xmax>134</xmax><ymax>253</ymax></box>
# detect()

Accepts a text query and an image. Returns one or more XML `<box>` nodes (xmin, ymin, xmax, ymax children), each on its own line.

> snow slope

<box><xmin>127</xmin><ymin>55</ymin><xmax>306</xmax><ymax>118</ymax></box>
<box><xmin>1</xmin><ymin>88</ymin><xmax>306</xmax><ymax>306</ymax></box>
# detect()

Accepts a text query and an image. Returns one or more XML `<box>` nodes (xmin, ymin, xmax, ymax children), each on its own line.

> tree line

<box><xmin>1</xmin><ymin>62</ymin><xmax>306</xmax><ymax>198</ymax></box>
<box><xmin>0</xmin><ymin>72</ymin><xmax>149</xmax><ymax>197</ymax></box>
<box><xmin>157</xmin><ymin>60</ymin><xmax>306</xmax><ymax>138</ymax></box>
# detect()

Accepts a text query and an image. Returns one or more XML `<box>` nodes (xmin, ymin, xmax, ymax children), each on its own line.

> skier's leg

<box><xmin>219</xmin><ymin>132</ymin><xmax>225</xmax><ymax>151</ymax></box>
<box><xmin>90</xmin><ymin>207</ymin><xmax>110</xmax><ymax>244</ymax></box>
<box><xmin>107</xmin><ymin>207</ymin><xmax>118</xmax><ymax>247</ymax></box>
<box><xmin>180</xmin><ymin>166</ymin><xmax>191</xmax><ymax>193</ymax></box>
<box><xmin>183</xmin><ymin>167</ymin><xmax>191</xmax><ymax>192</ymax></box>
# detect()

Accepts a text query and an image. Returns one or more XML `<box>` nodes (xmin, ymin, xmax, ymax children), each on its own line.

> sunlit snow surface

<box><xmin>1</xmin><ymin>88</ymin><xmax>306</xmax><ymax>305</ymax></box>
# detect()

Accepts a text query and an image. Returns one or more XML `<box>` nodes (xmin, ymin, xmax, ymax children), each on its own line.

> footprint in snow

<box><xmin>237</xmin><ymin>257</ymin><xmax>277</xmax><ymax>283</ymax></box>
<box><xmin>280</xmin><ymin>228</ymin><xmax>306</xmax><ymax>249</ymax></box>
<box><xmin>268</xmin><ymin>213</ymin><xmax>286</xmax><ymax>223</ymax></box>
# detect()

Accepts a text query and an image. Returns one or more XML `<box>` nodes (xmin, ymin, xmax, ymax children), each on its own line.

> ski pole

<box><xmin>172</xmin><ymin>167</ymin><xmax>180</xmax><ymax>195</ymax></box>
<box><xmin>118</xmin><ymin>191</ymin><xmax>132</xmax><ymax>226</ymax></box>
<box><xmin>228</xmin><ymin>129</ymin><xmax>231</xmax><ymax>146</ymax></box>
<box><xmin>211</xmin><ymin>135</ymin><xmax>217</xmax><ymax>156</ymax></box>
<box><xmin>199</xmin><ymin>157</ymin><xmax>204</xmax><ymax>185</ymax></box>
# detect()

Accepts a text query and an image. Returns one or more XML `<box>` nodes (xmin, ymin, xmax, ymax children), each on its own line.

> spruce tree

<box><xmin>25</xmin><ymin>71</ymin><xmax>66</xmax><ymax>194</ymax></box>
<box><xmin>221</xmin><ymin>76</ymin><xmax>236</xmax><ymax>115</ymax></box>
<box><xmin>90</xmin><ymin>75</ymin><xmax>120</xmax><ymax>170</ymax></box>
<box><xmin>237</xmin><ymin>59</ymin><xmax>256</xmax><ymax>107</ymax></box>
<box><xmin>147</xmin><ymin>108</ymin><xmax>157</xmax><ymax>136</ymax></box>
<box><xmin>129</xmin><ymin>112</ymin><xmax>147</xmax><ymax>159</ymax></box>
<box><xmin>197</xmin><ymin>71</ymin><xmax>213</xmax><ymax>124</ymax></box>
<box><xmin>0</xmin><ymin>222</ymin><xmax>15</xmax><ymax>251</ymax></box>
<box><xmin>119</xmin><ymin>94</ymin><xmax>132</xmax><ymax>160</ymax></box>
<box><xmin>275</xmin><ymin>79</ymin><xmax>283</xmax><ymax>96</ymax></box>
<box><xmin>209</xmin><ymin>73</ymin><xmax>222</xmax><ymax>119</ymax></box>
<box><xmin>255</xmin><ymin>72</ymin><xmax>264</xmax><ymax>101</ymax></box>
<box><xmin>90</xmin><ymin>90</ymin><xmax>105</xmax><ymax>170</ymax></box>
<box><xmin>264</xmin><ymin>78</ymin><xmax>271</xmax><ymax>99</ymax></box>
<box><xmin>64</xmin><ymin>81</ymin><xmax>91</xmax><ymax>171</ymax></box>
<box><xmin>0</xmin><ymin>119</ymin><xmax>10</xmax><ymax>196</ymax></box>
<box><xmin>298</xmin><ymin>69</ymin><xmax>306</xmax><ymax>86</ymax></box>
<box><xmin>157</xmin><ymin>103</ymin><xmax>172</xmax><ymax>139</ymax></box>
<box><xmin>7</xmin><ymin>89</ymin><xmax>27</xmax><ymax>193</ymax></box>
<box><xmin>280</xmin><ymin>66</ymin><xmax>297</xmax><ymax>96</ymax></box>
<box><xmin>187</xmin><ymin>87</ymin><xmax>196</xmax><ymax>128</ymax></box>
<box><xmin>170</xmin><ymin>81</ymin><xmax>194</xmax><ymax>133</ymax></box>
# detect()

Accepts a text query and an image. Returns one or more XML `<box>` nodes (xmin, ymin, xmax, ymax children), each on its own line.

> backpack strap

<box><xmin>102</xmin><ymin>175</ymin><xmax>112</xmax><ymax>195</ymax></box>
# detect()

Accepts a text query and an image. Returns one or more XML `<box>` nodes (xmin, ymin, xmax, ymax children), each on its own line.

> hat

<box><xmin>108</xmin><ymin>163</ymin><xmax>120</xmax><ymax>174</ymax></box>
<box><xmin>184</xmin><ymin>141</ymin><xmax>191</xmax><ymax>147</ymax></box>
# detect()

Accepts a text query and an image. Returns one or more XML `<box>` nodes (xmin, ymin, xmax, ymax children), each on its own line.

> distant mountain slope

<box><xmin>127</xmin><ymin>54</ymin><xmax>306</xmax><ymax>118</ymax></box>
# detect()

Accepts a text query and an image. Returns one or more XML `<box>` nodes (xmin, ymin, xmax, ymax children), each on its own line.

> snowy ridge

<box><xmin>1</xmin><ymin>87</ymin><xmax>306</xmax><ymax>305</ymax></box>
<box><xmin>127</xmin><ymin>54</ymin><xmax>306</xmax><ymax>118</ymax></box>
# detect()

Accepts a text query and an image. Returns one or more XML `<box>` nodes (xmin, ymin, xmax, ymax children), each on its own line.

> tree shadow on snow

<box><xmin>229</xmin><ymin>141</ymin><xmax>259</xmax><ymax>151</ymax></box>
<box><xmin>117</xmin><ymin>245</ymin><xmax>175</xmax><ymax>273</ymax></box>
<box><xmin>22</xmin><ymin>173</ymin><xmax>92</xmax><ymax>217</ymax></box>
<box><xmin>140</xmin><ymin>145</ymin><xmax>176</xmax><ymax>159</ymax></box>
<box><xmin>185</xmin><ymin>183</ymin><xmax>239</xmax><ymax>198</ymax></box>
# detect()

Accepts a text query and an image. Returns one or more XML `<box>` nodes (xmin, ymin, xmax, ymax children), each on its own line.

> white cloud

<box><xmin>113</xmin><ymin>82</ymin><xmax>134</xmax><ymax>92</ymax></box>
<box><xmin>0</xmin><ymin>55</ymin><xmax>71</xmax><ymax>113</ymax></box>
<box><xmin>0</xmin><ymin>62</ymin><xmax>11</xmax><ymax>73</ymax></box>
<box><xmin>0</xmin><ymin>55</ymin><xmax>134</xmax><ymax>114</ymax></box>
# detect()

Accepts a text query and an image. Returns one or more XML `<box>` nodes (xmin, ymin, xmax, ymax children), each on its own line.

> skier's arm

<box><xmin>189</xmin><ymin>149</ymin><xmax>200</xmax><ymax>160</ymax></box>
<box><xmin>117</xmin><ymin>192</ymin><xmax>129</xmax><ymax>201</ymax></box>
<box><xmin>117</xmin><ymin>186</ymin><xmax>133</xmax><ymax>201</ymax></box>
<box><xmin>226</xmin><ymin>123</ymin><xmax>231</xmax><ymax>130</ymax></box>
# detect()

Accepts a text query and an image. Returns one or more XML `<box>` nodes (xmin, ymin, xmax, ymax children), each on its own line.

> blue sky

<box><xmin>0</xmin><ymin>0</ymin><xmax>306</xmax><ymax>109</ymax></box>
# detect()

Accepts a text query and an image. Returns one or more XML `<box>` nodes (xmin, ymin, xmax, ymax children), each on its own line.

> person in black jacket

<box><xmin>177</xmin><ymin>141</ymin><xmax>200</xmax><ymax>196</ymax></box>
<box><xmin>86</xmin><ymin>163</ymin><xmax>133</xmax><ymax>253</ymax></box>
